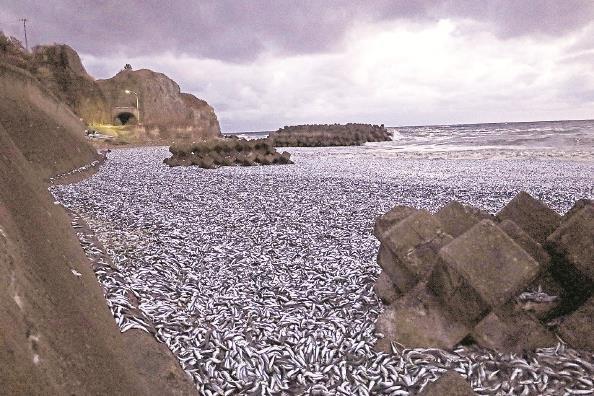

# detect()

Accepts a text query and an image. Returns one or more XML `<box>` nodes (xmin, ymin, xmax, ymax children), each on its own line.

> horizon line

<box><xmin>223</xmin><ymin>117</ymin><xmax>594</xmax><ymax>134</ymax></box>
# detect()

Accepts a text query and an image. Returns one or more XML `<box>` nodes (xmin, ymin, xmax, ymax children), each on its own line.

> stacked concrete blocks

<box><xmin>428</xmin><ymin>219</ymin><xmax>540</xmax><ymax>324</ymax></box>
<box><xmin>377</xmin><ymin>210</ymin><xmax>452</xmax><ymax>294</ymax></box>
<box><xmin>373</xmin><ymin>192</ymin><xmax>594</xmax><ymax>353</ymax></box>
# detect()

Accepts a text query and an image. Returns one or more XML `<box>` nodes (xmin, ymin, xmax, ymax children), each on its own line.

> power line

<box><xmin>19</xmin><ymin>18</ymin><xmax>27</xmax><ymax>52</ymax></box>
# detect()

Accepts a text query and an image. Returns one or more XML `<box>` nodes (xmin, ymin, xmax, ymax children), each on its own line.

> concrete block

<box><xmin>499</xmin><ymin>219</ymin><xmax>551</xmax><ymax>268</ymax></box>
<box><xmin>472</xmin><ymin>302</ymin><xmax>556</xmax><ymax>353</ymax></box>
<box><xmin>436</xmin><ymin>201</ymin><xmax>493</xmax><ymax>238</ymax></box>
<box><xmin>429</xmin><ymin>220</ymin><xmax>540</xmax><ymax>324</ymax></box>
<box><xmin>418</xmin><ymin>371</ymin><xmax>477</xmax><ymax>396</ymax></box>
<box><xmin>375</xmin><ymin>284</ymin><xmax>469</xmax><ymax>351</ymax></box>
<box><xmin>497</xmin><ymin>191</ymin><xmax>561</xmax><ymax>243</ymax></box>
<box><xmin>563</xmin><ymin>198</ymin><xmax>593</xmax><ymax>222</ymax></box>
<box><xmin>558</xmin><ymin>296</ymin><xmax>594</xmax><ymax>352</ymax></box>
<box><xmin>383</xmin><ymin>210</ymin><xmax>444</xmax><ymax>260</ymax></box>
<box><xmin>373</xmin><ymin>205</ymin><xmax>417</xmax><ymax>239</ymax></box>
<box><xmin>428</xmin><ymin>257</ymin><xmax>488</xmax><ymax>325</ymax></box>
<box><xmin>377</xmin><ymin>245</ymin><xmax>418</xmax><ymax>293</ymax></box>
<box><xmin>374</xmin><ymin>271</ymin><xmax>400</xmax><ymax>305</ymax></box>
<box><xmin>547</xmin><ymin>206</ymin><xmax>594</xmax><ymax>282</ymax></box>
<box><xmin>402</xmin><ymin>234</ymin><xmax>454</xmax><ymax>279</ymax></box>
<box><xmin>383</xmin><ymin>210</ymin><xmax>452</xmax><ymax>278</ymax></box>
<box><xmin>467</xmin><ymin>205</ymin><xmax>494</xmax><ymax>221</ymax></box>
<box><xmin>500</xmin><ymin>219</ymin><xmax>562</xmax><ymax>319</ymax></box>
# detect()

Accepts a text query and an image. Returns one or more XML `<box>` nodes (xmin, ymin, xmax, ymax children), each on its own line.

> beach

<box><xmin>51</xmin><ymin>124</ymin><xmax>593</xmax><ymax>394</ymax></box>
<box><xmin>5</xmin><ymin>3</ymin><xmax>594</xmax><ymax>392</ymax></box>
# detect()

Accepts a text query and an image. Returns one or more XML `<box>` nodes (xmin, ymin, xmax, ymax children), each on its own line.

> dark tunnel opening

<box><xmin>115</xmin><ymin>112</ymin><xmax>137</xmax><ymax>125</ymax></box>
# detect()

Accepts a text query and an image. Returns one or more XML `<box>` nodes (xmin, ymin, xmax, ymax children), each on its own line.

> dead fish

<box><xmin>50</xmin><ymin>146</ymin><xmax>594</xmax><ymax>394</ymax></box>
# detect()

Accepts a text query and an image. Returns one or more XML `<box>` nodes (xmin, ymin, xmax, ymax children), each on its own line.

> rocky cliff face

<box><xmin>97</xmin><ymin>69</ymin><xmax>221</xmax><ymax>140</ymax></box>
<box><xmin>1</xmin><ymin>34</ymin><xmax>221</xmax><ymax>143</ymax></box>
<box><xmin>32</xmin><ymin>44</ymin><xmax>111</xmax><ymax>125</ymax></box>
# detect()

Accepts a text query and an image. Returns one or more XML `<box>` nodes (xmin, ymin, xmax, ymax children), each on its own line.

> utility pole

<box><xmin>19</xmin><ymin>18</ymin><xmax>28</xmax><ymax>52</ymax></box>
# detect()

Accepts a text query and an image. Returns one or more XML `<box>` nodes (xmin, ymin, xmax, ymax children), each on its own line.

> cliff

<box><xmin>96</xmin><ymin>69</ymin><xmax>221</xmax><ymax>140</ymax></box>
<box><xmin>32</xmin><ymin>44</ymin><xmax>111</xmax><ymax>125</ymax></box>
<box><xmin>0</xmin><ymin>33</ymin><xmax>220</xmax><ymax>144</ymax></box>
<box><xmin>0</xmin><ymin>54</ymin><xmax>195</xmax><ymax>393</ymax></box>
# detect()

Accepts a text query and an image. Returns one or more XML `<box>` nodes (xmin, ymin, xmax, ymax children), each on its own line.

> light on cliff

<box><xmin>124</xmin><ymin>89</ymin><xmax>141</xmax><ymax>124</ymax></box>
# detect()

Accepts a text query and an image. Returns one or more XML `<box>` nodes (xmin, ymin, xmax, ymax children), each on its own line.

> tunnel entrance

<box><xmin>115</xmin><ymin>112</ymin><xmax>137</xmax><ymax>125</ymax></box>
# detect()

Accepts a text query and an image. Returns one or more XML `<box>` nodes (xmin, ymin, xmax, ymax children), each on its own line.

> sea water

<box><xmin>229</xmin><ymin>119</ymin><xmax>594</xmax><ymax>161</ymax></box>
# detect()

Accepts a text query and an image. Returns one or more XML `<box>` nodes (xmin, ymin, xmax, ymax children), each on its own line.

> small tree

<box><xmin>124</xmin><ymin>63</ymin><xmax>132</xmax><ymax>70</ymax></box>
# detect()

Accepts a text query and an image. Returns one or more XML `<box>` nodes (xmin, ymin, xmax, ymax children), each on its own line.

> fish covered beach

<box><xmin>3</xmin><ymin>4</ymin><xmax>594</xmax><ymax>393</ymax></box>
<box><xmin>51</xmin><ymin>121</ymin><xmax>594</xmax><ymax>395</ymax></box>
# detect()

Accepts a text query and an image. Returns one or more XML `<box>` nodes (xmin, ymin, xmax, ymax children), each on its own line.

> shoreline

<box><xmin>49</xmin><ymin>150</ymin><xmax>108</xmax><ymax>185</ymax></box>
<box><xmin>52</xmin><ymin>157</ymin><xmax>198</xmax><ymax>394</ymax></box>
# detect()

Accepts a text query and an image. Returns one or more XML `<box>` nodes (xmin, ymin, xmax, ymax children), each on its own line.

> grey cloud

<box><xmin>2</xmin><ymin>1</ymin><xmax>594</xmax><ymax>62</ymax></box>
<box><xmin>435</xmin><ymin>0</ymin><xmax>594</xmax><ymax>38</ymax></box>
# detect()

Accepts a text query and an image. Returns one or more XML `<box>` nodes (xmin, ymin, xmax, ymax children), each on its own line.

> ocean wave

<box><xmin>386</xmin><ymin>119</ymin><xmax>594</xmax><ymax>158</ymax></box>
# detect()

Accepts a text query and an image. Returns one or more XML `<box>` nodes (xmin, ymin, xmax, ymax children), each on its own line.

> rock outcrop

<box><xmin>32</xmin><ymin>44</ymin><xmax>112</xmax><ymax>125</ymax></box>
<box><xmin>1</xmin><ymin>32</ymin><xmax>221</xmax><ymax>144</ymax></box>
<box><xmin>96</xmin><ymin>69</ymin><xmax>221</xmax><ymax>141</ymax></box>
<box><xmin>374</xmin><ymin>192</ymin><xmax>594</xmax><ymax>353</ymax></box>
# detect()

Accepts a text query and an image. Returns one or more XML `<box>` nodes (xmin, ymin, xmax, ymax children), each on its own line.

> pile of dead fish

<box><xmin>51</xmin><ymin>147</ymin><xmax>593</xmax><ymax>395</ymax></box>
<box><xmin>48</xmin><ymin>157</ymin><xmax>103</xmax><ymax>183</ymax></box>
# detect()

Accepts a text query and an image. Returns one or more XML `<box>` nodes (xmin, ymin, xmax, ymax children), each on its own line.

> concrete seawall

<box><xmin>0</xmin><ymin>60</ymin><xmax>195</xmax><ymax>394</ymax></box>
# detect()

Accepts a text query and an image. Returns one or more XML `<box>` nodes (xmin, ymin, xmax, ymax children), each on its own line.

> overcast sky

<box><xmin>2</xmin><ymin>1</ymin><xmax>594</xmax><ymax>131</ymax></box>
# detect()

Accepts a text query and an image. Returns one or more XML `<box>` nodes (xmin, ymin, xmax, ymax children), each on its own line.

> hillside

<box><xmin>0</xmin><ymin>51</ymin><xmax>195</xmax><ymax>393</ymax></box>
<box><xmin>32</xmin><ymin>44</ymin><xmax>112</xmax><ymax>126</ymax></box>
<box><xmin>0</xmin><ymin>61</ymin><xmax>99</xmax><ymax>178</ymax></box>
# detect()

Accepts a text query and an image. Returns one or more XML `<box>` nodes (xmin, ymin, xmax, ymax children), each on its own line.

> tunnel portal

<box><xmin>115</xmin><ymin>112</ymin><xmax>137</xmax><ymax>125</ymax></box>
